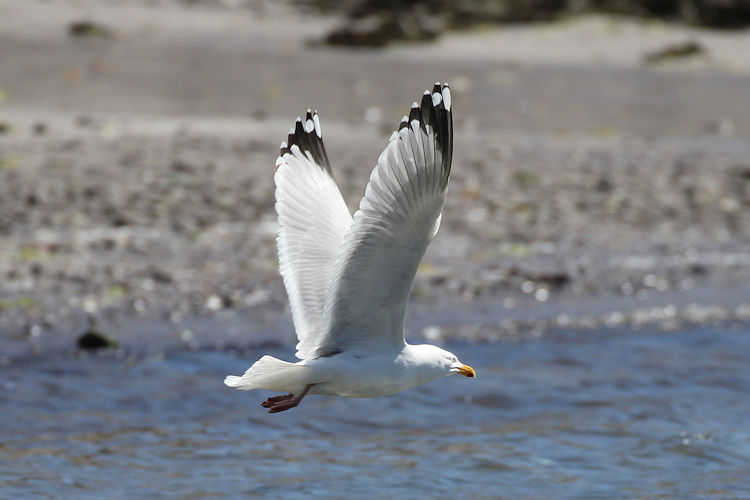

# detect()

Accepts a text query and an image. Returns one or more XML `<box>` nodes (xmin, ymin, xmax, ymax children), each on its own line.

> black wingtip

<box><xmin>398</xmin><ymin>115</ymin><xmax>409</xmax><ymax>131</ymax></box>
<box><xmin>390</xmin><ymin>83</ymin><xmax>453</xmax><ymax>184</ymax></box>
<box><xmin>408</xmin><ymin>102</ymin><xmax>422</xmax><ymax>124</ymax></box>
<box><xmin>414</xmin><ymin>82</ymin><xmax>453</xmax><ymax>182</ymax></box>
<box><xmin>434</xmin><ymin>83</ymin><xmax>453</xmax><ymax>179</ymax></box>
<box><xmin>280</xmin><ymin>110</ymin><xmax>334</xmax><ymax>177</ymax></box>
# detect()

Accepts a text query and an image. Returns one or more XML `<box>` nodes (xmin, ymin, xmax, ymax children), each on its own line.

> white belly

<box><xmin>304</xmin><ymin>352</ymin><xmax>425</xmax><ymax>398</ymax></box>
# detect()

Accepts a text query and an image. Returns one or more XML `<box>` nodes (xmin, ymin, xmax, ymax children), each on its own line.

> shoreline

<box><xmin>1</xmin><ymin>2</ymin><xmax>749</xmax><ymax>358</ymax></box>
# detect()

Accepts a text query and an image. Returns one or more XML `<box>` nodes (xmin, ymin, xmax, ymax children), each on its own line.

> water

<box><xmin>3</xmin><ymin>326</ymin><xmax>750</xmax><ymax>499</ymax></box>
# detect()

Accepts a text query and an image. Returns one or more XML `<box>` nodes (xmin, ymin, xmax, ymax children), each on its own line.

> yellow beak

<box><xmin>456</xmin><ymin>364</ymin><xmax>476</xmax><ymax>377</ymax></box>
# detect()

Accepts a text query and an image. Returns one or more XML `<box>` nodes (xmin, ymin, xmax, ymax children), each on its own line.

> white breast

<box><xmin>304</xmin><ymin>345</ymin><xmax>445</xmax><ymax>398</ymax></box>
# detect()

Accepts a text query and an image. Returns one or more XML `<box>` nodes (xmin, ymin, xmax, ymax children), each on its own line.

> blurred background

<box><xmin>2</xmin><ymin>1</ymin><xmax>750</xmax><ymax>498</ymax></box>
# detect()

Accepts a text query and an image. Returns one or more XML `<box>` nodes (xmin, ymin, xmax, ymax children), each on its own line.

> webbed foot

<box><xmin>261</xmin><ymin>384</ymin><xmax>314</xmax><ymax>413</ymax></box>
<box><xmin>261</xmin><ymin>394</ymin><xmax>294</xmax><ymax>408</ymax></box>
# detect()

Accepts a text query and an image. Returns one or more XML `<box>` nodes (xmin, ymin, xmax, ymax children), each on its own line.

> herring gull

<box><xmin>224</xmin><ymin>82</ymin><xmax>475</xmax><ymax>413</ymax></box>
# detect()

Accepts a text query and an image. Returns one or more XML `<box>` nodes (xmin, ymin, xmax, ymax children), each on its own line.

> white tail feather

<box><xmin>224</xmin><ymin>355</ymin><xmax>310</xmax><ymax>393</ymax></box>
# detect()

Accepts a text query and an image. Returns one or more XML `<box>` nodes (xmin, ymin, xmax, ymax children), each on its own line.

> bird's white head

<box><xmin>409</xmin><ymin>344</ymin><xmax>476</xmax><ymax>379</ymax></box>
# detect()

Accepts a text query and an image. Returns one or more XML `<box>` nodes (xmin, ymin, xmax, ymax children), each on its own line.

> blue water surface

<box><xmin>2</xmin><ymin>326</ymin><xmax>750</xmax><ymax>499</ymax></box>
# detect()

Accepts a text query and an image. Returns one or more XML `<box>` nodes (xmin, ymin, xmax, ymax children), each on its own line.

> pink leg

<box><xmin>262</xmin><ymin>384</ymin><xmax>313</xmax><ymax>413</ymax></box>
<box><xmin>261</xmin><ymin>394</ymin><xmax>295</xmax><ymax>408</ymax></box>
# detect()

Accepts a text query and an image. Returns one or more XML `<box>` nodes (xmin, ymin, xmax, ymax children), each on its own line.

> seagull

<box><xmin>224</xmin><ymin>82</ymin><xmax>475</xmax><ymax>413</ymax></box>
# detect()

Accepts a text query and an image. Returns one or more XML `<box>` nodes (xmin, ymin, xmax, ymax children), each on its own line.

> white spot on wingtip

<box><xmin>401</xmin><ymin>115</ymin><xmax>408</xmax><ymax>122</ymax></box>
<box><xmin>442</xmin><ymin>87</ymin><xmax>452</xmax><ymax>111</ymax></box>
<box><xmin>424</xmin><ymin>90</ymin><xmax>430</xmax><ymax>95</ymax></box>
<box><xmin>313</xmin><ymin>114</ymin><xmax>322</xmax><ymax>138</ymax></box>
<box><xmin>435</xmin><ymin>81</ymin><xmax>440</xmax><ymax>85</ymax></box>
<box><xmin>296</xmin><ymin>117</ymin><xmax>301</xmax><ymax>122</ymax></box>
<box><xmin>431</xmin><ymin>92</ymin><xmax>442</xmax><ymax>106</ymax></box>
<box><xmin>288</xmin><ymin>126</ymin><xmax>295</xmax><ymax>135</ymax></box>
<box><xmin>305</xmin><ymin>119</ymin><xmax>314</xmax><ymax>133</ymax></box>
<box><xmin>411</xmin><ymin>101</ymin><xmax>419</xmax><ymax>108</ymax></box>
<box><xmin>275</xmin><ymin>156</ymin><xmax>283</xmax><ymax>166</ymax></box>
<box><xmin>280</xmin><ymin>141</ymin><xmax>287</xmax><ymax>149</ymax></box>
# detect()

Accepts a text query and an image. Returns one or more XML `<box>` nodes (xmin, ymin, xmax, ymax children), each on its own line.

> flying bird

<box><xmin>225</xmin><ymin>82</ymin><xmax>475</xmax><ymax>413</ymax></box>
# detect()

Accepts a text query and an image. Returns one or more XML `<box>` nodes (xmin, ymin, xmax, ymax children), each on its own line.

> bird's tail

<box><xmin>224</xmin><ymin>355</ymin><xmax>309</xmax><ymax>392</ymax></box>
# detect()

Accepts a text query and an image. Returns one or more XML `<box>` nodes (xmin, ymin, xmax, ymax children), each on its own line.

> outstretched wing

<box><xmin>274</xmin><ymin>111</ymin><xmax>353</xmax><ymax>360</ymax></box>
<box><xmin>312</xmin><ymin>83</ymin><xmax>453</xmax><ymax>358</ymax></box>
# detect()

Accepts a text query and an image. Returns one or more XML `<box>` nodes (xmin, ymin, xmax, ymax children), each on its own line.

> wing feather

<box><xmin>274</xmin><ymin>111</ymin><xmax>353</xmax><ymax>360</ymax></box>
<box><xmin>310</xmin><ymin>83</ymin><xmax>454</xmax><ymax>357</ymax></box>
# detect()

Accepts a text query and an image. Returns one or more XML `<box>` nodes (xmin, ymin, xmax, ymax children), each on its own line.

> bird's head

<box><xmin>446</xmin><ymin>351</ymin><xmax>476</xmax><ymax>378</ymax></box>
<box><xmin>412</xmin><ymin>344</ymin><xmax>476</xmax><ymax>378</ymax></box>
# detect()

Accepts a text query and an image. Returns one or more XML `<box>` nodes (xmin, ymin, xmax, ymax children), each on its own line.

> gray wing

<box><xmin>274</xmin><ymin>111</ymin><xmax>353</xmax><ymax>360</ymax></box>
<box><xmin>312</xmin><ymin>83</ymin><xmax>453</xmax><ymax>358</ymax></box>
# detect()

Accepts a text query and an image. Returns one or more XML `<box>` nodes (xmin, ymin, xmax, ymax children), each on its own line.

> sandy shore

<box><xmin>1</xmin><ymin>0</ymin><xmax>750</xmax><ymax>356</ymax></box>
